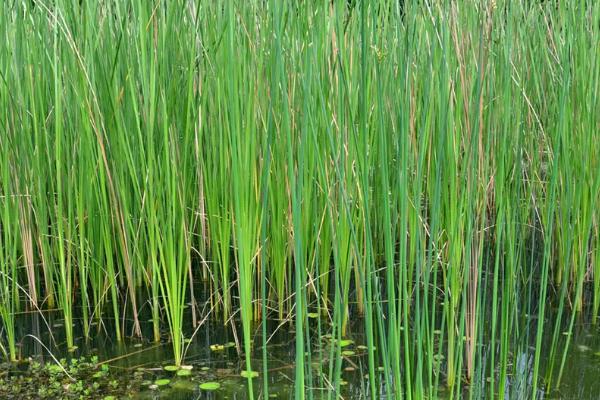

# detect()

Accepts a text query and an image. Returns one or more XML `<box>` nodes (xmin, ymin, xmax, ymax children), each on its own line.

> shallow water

<box><xmin>3</xmin><ymin>291</ymin><xmax>600</xmax><ymax>399</ymax></box>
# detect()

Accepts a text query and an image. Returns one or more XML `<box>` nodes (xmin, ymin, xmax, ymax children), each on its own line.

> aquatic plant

<box><xmin>0</xmin><ymin>1</ymin><xmax>599</xmax><ymax>399</ymax></box>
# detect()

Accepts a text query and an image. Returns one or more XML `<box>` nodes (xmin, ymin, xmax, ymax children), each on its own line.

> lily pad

<box><xmin>177</xmin><ymin>369</ymin><xmax>192</xmax><ymax>377</ymax></box>
<box><xmin>339</xmin><ymin>339</ymin><xmax>354</xmax><ymax>347</ymax></box>
<box><xmin>199</xmin><ymin>382</ymin><xmax>221</xmax><ymax>391</ymax></box>
<box><xmin>241</xmin><ymin>370</ymin><xmax>259</xmax><ymax>378</ymax></box>
<box><xmin>164</xmin><ymin>365</ymin><xmax>179</xmax><ymax>372</ymax></box>
<box><xmin>154</xmin><ymin>379</ymin><xmax>171</xmax><ymax>387</ymax></box>
<box><xmin>341</xmin><ymin>350</ymin><xmax>355</xmax><ymax>356</ymax></box>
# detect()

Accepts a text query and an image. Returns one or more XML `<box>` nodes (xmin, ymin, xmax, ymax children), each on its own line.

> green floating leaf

<box><xmin>356</xmin><ymin>345</ymin><xmax>368</xmax><ymax>350</ymax></box>
<box><xmin>210</xmin><ymin>344</ymin><xmax>225</xmax><ymax>351</ymax></box>
<box><xmin>164</xmin><ymin>365</ymin><xmax>179</xmax><ymax>372</ymax></box>
<box><xmin>241</xmin><ymin>370</ymin><xmax>259</xmax><ymax>378</ymax></box>
<box><xmin>177</xmin><ymin>369</ymin><xmax>192</xmax><ymax>377</ymax></box>
<box><xmin>103</xmin><ymin>396</ymin><xmax>116</xmax><ymax>400</ymax></box>
<box><xmin>307</xmin><ymin>312</ymin><xmax>319</xmax><ymax>319</ymax></box>
<box><xmin>181</xmin><ymin>365</ymin><xmax>193</xmax><ymax>370</ymax></box>
<box><xmin>154</xmin><ymin>379</ymin><xmax>171</xmax><ymax>387</ymax></box>
<box><xmin>341</xmin><ymin>350</ymin><xmax>355</xmax><ymax>356</ymax></box>
<box><xmin>199</xmin><ymin>382</ymin><xmax>221</xmax><ymax>391</ymax></box>
<box><xmin>339</xmin><ymin>339</ymin><xmax>354</xmax><ymax>348</ymax></box>
<box><xmin>47</xmin><ymin>364</ymin><xmax>63</xmax><ymax>374</ymax></box>
<box><xmin>224</xmin><ymin>342</ymin><xmax>236</xmax><ymax>348</ymax></box>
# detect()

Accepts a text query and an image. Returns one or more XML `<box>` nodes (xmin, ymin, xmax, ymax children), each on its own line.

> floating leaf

<box><xmin>210</xmin><ymin>344</ymin><xmax>225</xmax><ymax>351</ymax></box>
<box><xmin>341</xmin><ymin>350</ymin><xmax>355</xmax><ymax>356</ymax></box>
<box><xmin>241</xmin><ymin>370</ymin><xmax>259</xmax><ymax>378</ymax></box>
<box><xmin>154</xmin><ymin>379</ymin><xmax>171</xmax><ymax>387</ymax></box>
<box><xmin>181</xmin><ymin>365</ymin><xmax>193</xmax><ymax>370</ymax></box>
<box><xmin>164</xmin><ymin>365</ymin><xmax>179</xmax><ymax>372</ymax></box>
<box><xmin>339</xmin><ymin>339</ymin><xmax>354</xmax><ymax>347</ymax></box>
<box><xmin>307</xmin><ymin>312</ymin><xmax>319</xmax><ymax>319</ymax></box>
<box><xmin>177</xmin><ymin>369</ymin><xmax>192</xmax><ymax>377</ymax></box>
<box><xmin>356</xmin><ymin>345</ymin><xmax>368</xmax><ymax>350</ymax></box>
<box><xmin>199</xmin><ymin>382</ymin><xmax>221</xmax><ymax>391</ymax></box>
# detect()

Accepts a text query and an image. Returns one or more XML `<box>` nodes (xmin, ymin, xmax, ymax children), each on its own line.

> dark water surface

<box><xmin>3</xmin><ymin>292</ymin><xmax>600</xmax><ymax>399</ymax></box>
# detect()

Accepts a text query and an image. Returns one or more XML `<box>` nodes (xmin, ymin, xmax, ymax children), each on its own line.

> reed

<box><xmin>0</xmin><ymin>1</ymin><xmax>599</xmax><ymax>399</ymax></box>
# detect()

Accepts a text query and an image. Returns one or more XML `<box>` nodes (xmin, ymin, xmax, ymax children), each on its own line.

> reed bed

<box><xmin>0</xmin><ymin>0</ymin><xmax>599</xmax><ymax>398</ymax></box>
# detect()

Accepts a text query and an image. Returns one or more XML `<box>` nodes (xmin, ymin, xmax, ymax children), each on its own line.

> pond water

<box><xmin>2</xmin><ymin>292</ymin><xmax>600</xmax><ymax>399</ymax></box>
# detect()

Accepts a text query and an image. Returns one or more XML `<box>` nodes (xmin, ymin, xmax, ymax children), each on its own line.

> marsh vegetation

<box><xmin>1</xmin><ymin>0</ymin><xmax>599</xmax><ymax>398</ymax></box>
